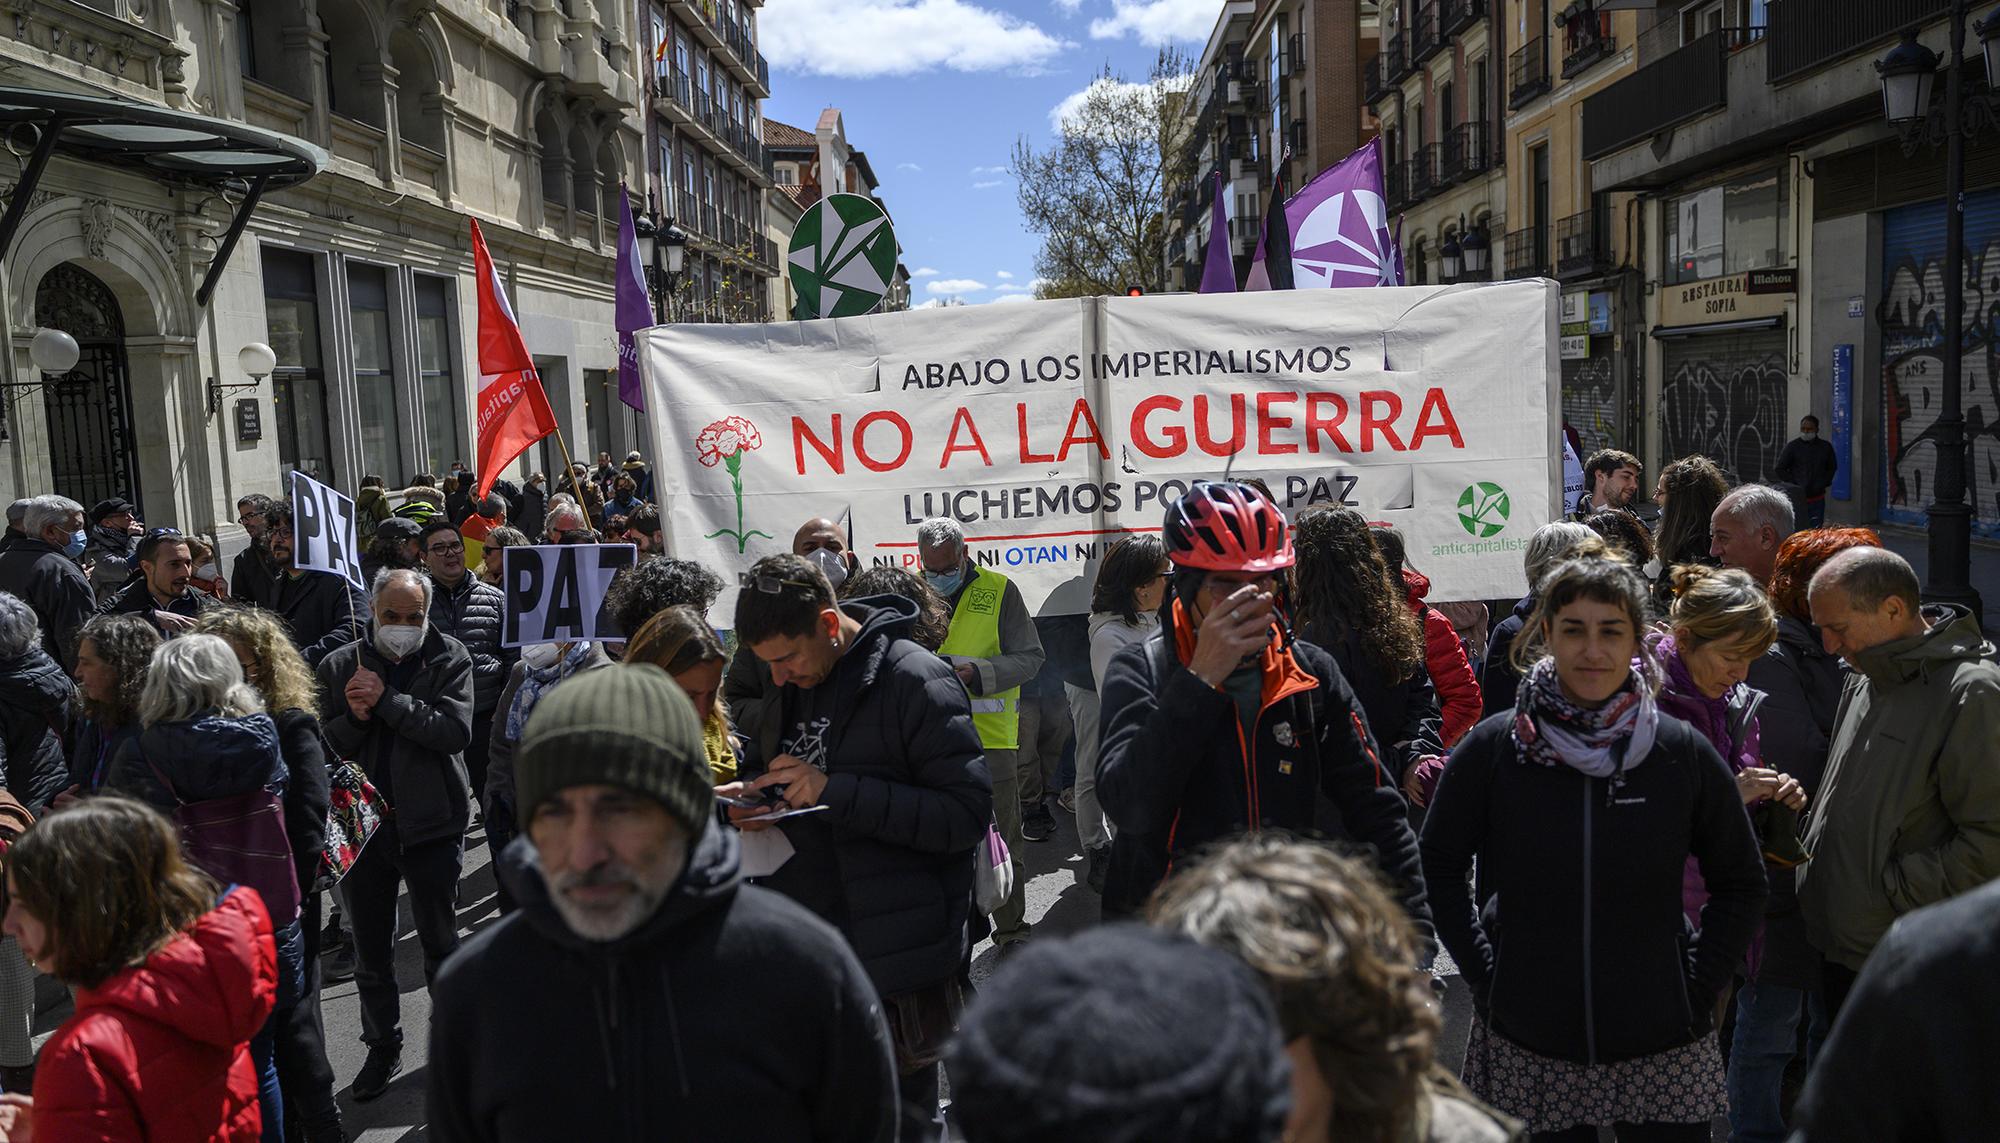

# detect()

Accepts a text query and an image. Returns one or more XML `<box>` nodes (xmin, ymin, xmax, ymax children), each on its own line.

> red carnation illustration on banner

<box><xmin>696</xmin><ymin>415</ymin><xmax>773</xmax><ymax>553</ymax></box>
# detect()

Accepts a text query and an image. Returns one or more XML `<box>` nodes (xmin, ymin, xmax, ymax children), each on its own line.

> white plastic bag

<box><xmin>973</xmin><ymin>819</ymin><xmax>1014</xmax><ymax>915</ymax></box>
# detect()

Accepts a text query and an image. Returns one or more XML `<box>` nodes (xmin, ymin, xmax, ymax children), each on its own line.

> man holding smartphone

<box><xmin>729</xmin><ymin>555</ymin><xmax>991</xmax><ymax>1143</ymax></box>
<box><xmin>1095</xmin><ymin>481</ymin><xmax>1433</xmax><ymax>942</ymax></box>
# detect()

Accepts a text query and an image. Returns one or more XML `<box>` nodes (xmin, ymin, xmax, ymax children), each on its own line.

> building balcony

<box><xmin>1387</xmin><ymin>34</ymin><xmax>1410</xmax><ymax>83</ymax></box>
<box><xmin>1441</xmin><ymin>121</ymin><xmax>1497</xmax><ymax>182</ymax></box>
<box><xmin>1504</xmin><ymin>228</ymin><xmax>1545</xmax><ymax>279</ymax></box>
<box><xmin>1410</xmin><ymin>143</ymin><xmax>1440</xmax><ymax>200</ymax></box>
<box><xmin>1364</xmin><ymin>53</ymin><xmax>1390</xmax><ymax>104</ymax></box>
<box><xmin>1555</xmin><ymin>211</ymin><xmax>1611</xmax><ymax>279</ymax></box>
<box><xmin>1510</xmin><ymin>38</ymin><xmax>1551</xmax><ymax>107</ymax></box>
<box><xmin>1413</xmin><ymin>1</ymin><xmax>1441</xmax><ymax>65</ymax></box>
<box><xmin>1386</xmin><ymin>159</ymin><xmax>1409</xmax><ymax>211</ymax></box>
<box><xmin>1288</xmin><ymin>32</ymin><xmax>1306</xmax><ymax>74</ymax></box>
<box><xmin>1767</xmin><ymin>0</ymin><xmax>1950</xmax><ymax>84</ymax></box>
<box><xmin>1230</xmin><ymin>214</ymin><xmax>1263</xmax><ymax>246</ymax></box>
<box><xmin>1441</xmin><ymin>0</ymin><xmax>1486</xmax><ymax>39</ymax></box>
<box><xmin>1580</xmin><ymin>28</ymin><xmax>1731</xmax><ymax>161</ymax></box>
<box><xmin>1561</xmin><ymin>20</ymin><xmax>1618</xmax><ymax>79</ymax></box>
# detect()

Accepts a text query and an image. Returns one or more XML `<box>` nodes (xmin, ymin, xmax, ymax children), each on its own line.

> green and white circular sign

<box><xmin>787</xmin><ymin>192</ymin><xmax>898</xmax><ymax>319</ymax></box>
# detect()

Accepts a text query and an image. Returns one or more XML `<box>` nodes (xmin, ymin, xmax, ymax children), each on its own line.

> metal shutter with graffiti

<box><xmin>1879</xmin><ymin>191</ymin><xmax>2000</xmax><ymax>535</ymax></box>
<box><xmin>1661</xmin><ymin>329</ymin><xmax>1789</xmax><ymax>484</ymax></box>
<box><xmin>1563</xmin><ymin>347</ymin><xmax>1624</xmax><ymax>456</ymax></box>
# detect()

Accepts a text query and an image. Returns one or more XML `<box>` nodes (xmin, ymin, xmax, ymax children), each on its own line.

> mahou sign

<box><xmin>639</xmin><ymin>284</ymin><xmax>1561</xmax><ymax>618</ymax></box>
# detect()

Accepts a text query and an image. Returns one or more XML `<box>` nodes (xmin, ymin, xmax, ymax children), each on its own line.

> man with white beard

<box><xmin>426</xmin><ymin>665</ymin><xmax>898</xmax><ymax>1143</ymax></box>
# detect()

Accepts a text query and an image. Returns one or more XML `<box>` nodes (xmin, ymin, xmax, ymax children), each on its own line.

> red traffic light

<box><xmin>1124</xmin><ymin>285</ymin><xmax>1144</xmax><ymax>296</ymax></box>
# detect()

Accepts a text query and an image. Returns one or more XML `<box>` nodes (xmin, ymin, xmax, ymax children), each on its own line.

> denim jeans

<box><xmin>1726</xmin><ymin>981</ymin><xmax>1830</xmax><ymax>1143</ymax></box>
<box><xmin>251</xmin><ymin>919</ymin><xmax>305</xmax><ymax>1142</ymax></box>
<box><xmin>343</xmin><ymin>818</ymin><xmax>464</xmax><ymax>1047</ymax></box>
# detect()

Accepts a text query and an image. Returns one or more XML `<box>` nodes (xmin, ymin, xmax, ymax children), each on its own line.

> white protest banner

<box><xmin>501</xmin><ymin>544</ymin><xmax>639</xmax><ymax>647</ymax></box>
<box><xmin>289</xmin><ymin>471</ymin><xmax>364</xmax><ymax>589</ymax></box>
<box><xmin>639</xmin><ymin>283</ymin><xmax>1558</xmax><ymax>617</ymax></box>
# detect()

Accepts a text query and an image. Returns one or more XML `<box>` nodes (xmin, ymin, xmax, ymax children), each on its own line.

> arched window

<box><xmin>570</xmin><ymin>130</ymin><xmax>596</xmax><ymax>218</ymax></box>
<box><xmin>389</xmin><ymin>28</ymin><xmax>444</xmax><ymax>153</ymax></box>
<box><xmin>597</xmin><ymin>139</ymin><xmax>620</xmax><ymax>219</ymax></box>
<box><xmin>537</xmin><ymin>108</ymin><xmax>568</xmax><ymax>208</ymax></box>
<box><xmin>320</xmin><ymin>0</ymin><xmax>384</xmax><ymax>130</ymax></box>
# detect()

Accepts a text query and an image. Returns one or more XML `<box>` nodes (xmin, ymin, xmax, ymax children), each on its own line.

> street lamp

<box><xmin>1876</xmin><ymin>7</ymin><xmax>2000</xmax><ymax>623</ymax></box>
<box><xmin>631</xmin><ymin>201</ymin><xmax>691</xmax><ymax>323</ymax></box>
<box><xmin>29</xmin><ymin>328</ymin><xmax>78</xmax><ymax>376</ymax></box>
<box><xmin>1439</xmin><ymin>231</ymin><xmax>1462</xmax><ymax>283</ymax></box>
<box><xmin>1876</xmin><ymin>31</ymin><xmax>1939</xmax><ymax>124</ymax></box>
<box><xmin>1461</xmin><ymin>221</ymin><xmax>1491</xmax><ymax>279</ymax></box>
<box><xmin>207</xmin><ymin>341</ymin><xmax>275</xmax><ymax>414</ymax></box>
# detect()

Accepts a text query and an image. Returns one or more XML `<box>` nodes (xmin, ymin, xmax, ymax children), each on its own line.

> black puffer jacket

<box><xmin>428</xmin><ymin>826</ymin><xmax>897</xmax><ymax>1143</ymax></box>
<box><xmin>428</xmin><ymin>573</ymin><xmax>515</xmax><ymax>714</ymax></box>
<box><xmin>270</xmin><ymin>569</ymin><xmax>370</xmax><ymax>666</ymax></box>
<box><xmin>1096</xmin><ymin>618</ymin><xmax>1431</xmax><ymax>939</ymax></box>
<box><xmin>317</xmin><ymin>628</ymin><xmax>474</xmax><ymax>849</ymax></box>
<box><xmin>0</xmin><ymin>537</ymin><xmax>96</xmax><ymax>670</ymax></box>
<box><xmin>271</xmin><ymin>708</ymin><xmax>332</xmax><ymax>896</ymax></box>
<box><xmin>0</xmin><ymin>646</ymin><xmax>74</xmax><ymax>814</ymax></box>
<box><xmin>1743</xmin><ymin>614</ymin><xmax>1847</xmax><ymax>990</ymax></box>
<box><xmin>1419</xmin><ymin>713</ymin><xmax>1767</xmax><ymax>1065</ymax></box>
<box><xmin>742</xmin><ymin>595</ymin><xmax>990</xmax><ymax>999</ymax></box>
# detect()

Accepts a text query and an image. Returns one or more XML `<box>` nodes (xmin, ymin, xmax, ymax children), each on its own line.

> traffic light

<box><xmin>1124</xmin><ymin>285</ymin><xmax>1144</xmax><ymax>296</ymax></box>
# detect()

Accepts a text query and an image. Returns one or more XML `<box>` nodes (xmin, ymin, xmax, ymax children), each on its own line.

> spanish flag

<box><xmin>656</xmin><ymin>35</ymin><xmax>669</xmax><ymax>64</ymax></box>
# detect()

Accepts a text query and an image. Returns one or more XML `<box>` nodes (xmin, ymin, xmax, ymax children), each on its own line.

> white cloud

<box><xmin>1048</xmin><ymin>73</ymin><xmax>1189</xmax><ymax>132</ymax></box>
<box><xmin>1053</xmin><ymin>0</ymin><xmax>1086</xmax><ymax>13</ymax></box>
<box><xmin>927</xmin><ymin>278</ymin><xmax>989</xmax><ymax>294</ymax></box>
<box><xmin>995</xmin><ymin>270</ymin><xmax>1015</xmax><ymax>279</ymax></box>
<box><xmin>970</xmin><ymin>165</ymin><xmax>1010</xmax><ymax>175</ymax></box>
<box><xmin>911</xmin><ymin>266</ymin><xmax>940</xmax><ymax>278</ymax></box>
<box><xmin>1088</xmin><ymin>0</ymin><xmax>1219</xmax><ymax>44</ymax></box>
<box><xmin>971</xmin><ymin>180</ymin><xmax>1005</xmax><ymax>190</ymax></box>
<box><xmin>897</xmin><ymin>161</ymin><xmax>924</xmax><ymax>172</ymax></box>
<box><xmin>989</xmin><ymin>293</ymin><xmax>1035</xmax><ymax>304</ymax></box>
<box><xmin>993</xmin><ymin>282</ymin><xmax>1031</xmax><ymax>293</ymax></box>
<box><xmin>762</xmin><ymin>0</ymin><xmax>1072</xmax><ymax>78</ymax></box>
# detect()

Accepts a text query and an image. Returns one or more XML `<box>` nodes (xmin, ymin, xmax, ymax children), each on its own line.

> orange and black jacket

<box><xmin>1097</xmin><ymin>601</ymin><xmax>1433</xmax><ymax>942</ymax></box>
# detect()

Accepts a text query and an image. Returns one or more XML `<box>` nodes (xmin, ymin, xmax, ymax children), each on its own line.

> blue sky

<box><xmin>759</xmin><ymin>0</ymin><xmax>1215</xmax><ymax>306</ymax></box>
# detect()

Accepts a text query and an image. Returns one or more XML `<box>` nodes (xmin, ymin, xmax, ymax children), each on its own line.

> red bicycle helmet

<box><xmin>1163</xmin><ymin>481</ymin><xmax>1296</xmax><ymax>573</ymax></box>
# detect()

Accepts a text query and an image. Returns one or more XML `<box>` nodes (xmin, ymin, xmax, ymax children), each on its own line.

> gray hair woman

<box><xmin>1481</xmin><ymin>522</ymin><xmax>1601</xmax><ymax>717</ymax></box>
<box><xmin>105</xmin><ymin>632</ymin><xmax>297</xmax><ymax>1136</ymax></box>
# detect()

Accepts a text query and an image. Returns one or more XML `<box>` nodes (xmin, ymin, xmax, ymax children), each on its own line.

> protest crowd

<box><xmin>0</xmin><ymin>426</ymin><xmax>1988</xmax><ymax>1143</ymax></box>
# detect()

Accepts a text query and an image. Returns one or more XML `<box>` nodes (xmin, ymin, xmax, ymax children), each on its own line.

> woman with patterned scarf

<box><xmin>1419</xmin><ymin>547</ymin><xmax>1767</xmax><ymax>1142</ymax></box>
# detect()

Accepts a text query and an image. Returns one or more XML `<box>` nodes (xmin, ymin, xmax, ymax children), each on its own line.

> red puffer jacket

<box><xmin>1401</xmin><ymin>569</ymin><xmax>1482</xmax><ymax>746</ymax></box>
<box><xmin>33</xmin><ymin>886</ymin><xmax>276</xmax><ymax>1142</ymax></box>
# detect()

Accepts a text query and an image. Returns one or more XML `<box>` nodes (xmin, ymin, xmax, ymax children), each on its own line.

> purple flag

<box><xmin>614</xmin><ymin>184</ymin><xmax>653</xmax><ymax>412</ymax></box>
<box><xmin>1199</xmin><ymin>170</ymin><xmax>1237</xmax><ymax>294</ymax></box>
<box><xmin>1284</xmin><ymin>137</ymin><xmax>1399</xmax><ymax>289</ymax></box>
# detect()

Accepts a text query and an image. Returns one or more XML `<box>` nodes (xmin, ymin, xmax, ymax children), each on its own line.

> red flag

<box><xmin>470</xmin><ymin>219</ymin><xmax>556</xmax><ymax>501</ymax></box>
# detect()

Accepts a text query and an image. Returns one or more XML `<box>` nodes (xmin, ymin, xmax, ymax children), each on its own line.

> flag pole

<box><xmin>549</xmin><ymin>422</ymin><xmax>582</xmax><ymax>497</ymax></box>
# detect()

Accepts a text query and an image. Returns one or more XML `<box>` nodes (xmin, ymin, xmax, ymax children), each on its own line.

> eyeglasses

<box><xmin>426</xmin><ymin>541</ymin><xmax>464</xmax><ymax>556</ymax></box>
<box><xmin>740</xmin><ymin>572</ymin><xmax>819</xmax><ymax>594</ymax></box>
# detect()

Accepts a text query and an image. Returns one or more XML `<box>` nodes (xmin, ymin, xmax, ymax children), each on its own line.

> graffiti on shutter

<box><xmin>1661</xmin><ymin>330</ymin><xmax>1788</xmax><ymax>485</ymax></box>
<box><xmin>1562</xmin><ymin>349</ymin><xmax>1622</xmax><ymax>457</ymax></box>
<box><xmin>1878</xmin><ymin>191</ymin><xmax>2000</xmax><ymax>535</ymax></box>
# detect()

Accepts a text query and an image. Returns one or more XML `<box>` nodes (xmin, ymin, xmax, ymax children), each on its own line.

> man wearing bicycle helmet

<box><xmin>1096</xmin><ymin>481</ymin><xmax>1433</xmax><ymax>941</ymax></box>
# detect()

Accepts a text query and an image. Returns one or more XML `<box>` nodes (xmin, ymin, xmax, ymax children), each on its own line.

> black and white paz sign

<box><xmin>502</xmin><ymin>544</ymin><xmax>638</xmax><ymax>647</ymax></box>
<box><xmin>289</xmin><ymin>471</ymin><xmax>364</xmax><ymax>588</ymax></box>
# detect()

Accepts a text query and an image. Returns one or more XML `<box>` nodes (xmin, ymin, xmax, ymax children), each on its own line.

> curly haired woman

<box><xmin>1153</xmin><ymin>835</ymin><xmax>1524</xmax><ymax>1143</ymax></box>
<box><xmin>1292</xmin><ymin>507</ymin><xmax>1444</xmax><ymax>788</ymax></box>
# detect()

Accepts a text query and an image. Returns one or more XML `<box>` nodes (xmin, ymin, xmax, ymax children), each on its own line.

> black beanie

<box><xmin>946</xmin><ymin>924</ymin><xmax>1292</xmax><ymax>1143</ymax></box>
<box><xmin>516</xmin><ymin>664</ymin><xmax>714</xmax><ymax>836</ymax></box>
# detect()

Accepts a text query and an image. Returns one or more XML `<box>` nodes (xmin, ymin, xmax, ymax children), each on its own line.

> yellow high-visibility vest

<box><xmin>939</xmin><ymin>568</ymin><xmax>1021</xmax><ymax>751</ymax></box>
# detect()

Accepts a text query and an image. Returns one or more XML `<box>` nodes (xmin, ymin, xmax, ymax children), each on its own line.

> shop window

<box><xmin>262</xmin><ymin>248</ymin><xmax>335</xmax><ymax>484</ymax></box>
<box><xmin>1663</xmin><ymin>165</ymin><xmax>1789</xmax><ymax>285</ymax></box>
<box><xmin>347</xmin><ymin>263</ymin><xmax>401</xmax><ymax>481</ymax></box>
<box><xmin>415</xmin><ymin>275</ymin><xmax>463</xmax><ymax>476</ymax></box>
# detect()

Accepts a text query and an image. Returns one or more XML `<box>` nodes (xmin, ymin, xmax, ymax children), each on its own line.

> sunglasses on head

<box><xmin>739</xmin><ymin>572</ymin><xmax>819</xmax><ymax>595</ymax></box>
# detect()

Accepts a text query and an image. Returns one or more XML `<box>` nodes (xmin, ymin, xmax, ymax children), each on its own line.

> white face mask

<box><xmin>1800</xmin><ymin>430</ymin><xmax>1818</xmax><ymax>440</ymax></box>
<box><xmin>805</xmin><ymin>546</ymin><xmax>849</xmax><ymax>590</ymax></box>
<box><xmin>522</xmin><ymin>642</ymin><xmax>563</xmax><ymax>670</ymax></box>
<box><xmin>195</xmin><ymin>562</ymin><xmax>219</xmax><ymax>580</ymax></box>
<box><xmin>375</xmin><ymin>622</ymin><xmax>426</xmax><ymax>660</ymax></box>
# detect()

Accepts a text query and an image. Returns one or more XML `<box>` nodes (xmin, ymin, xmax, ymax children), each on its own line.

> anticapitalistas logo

<box><xmin>696</xmin><ymin>415</ymin><xmax>772</xmax><ymax>554</ymax></box>
<box><xmin>1456</xmin><ymin>482</ymin><xmax>1511</xmax><ymax>538</ymax></box>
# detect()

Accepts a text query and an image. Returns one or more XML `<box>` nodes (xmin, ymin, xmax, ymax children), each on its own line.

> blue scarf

<box><xmin>504</xmin><ymin>642</ymin><xmax>595</xmax><ymax>742</ymax></box>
